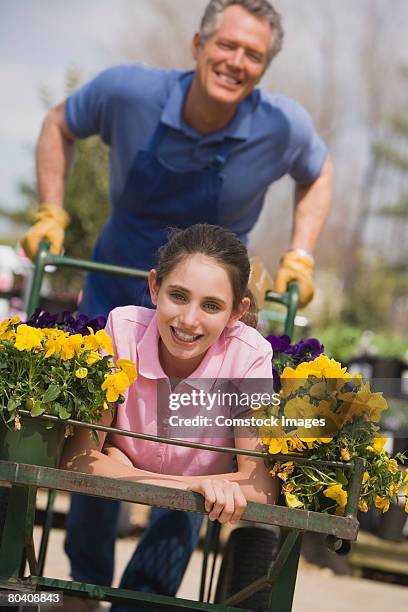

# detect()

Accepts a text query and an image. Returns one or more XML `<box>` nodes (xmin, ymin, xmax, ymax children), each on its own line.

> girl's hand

<box><xmin>103</xmin><ymin>445</ymin><xmax>134</xmax><ymax>467</ymax></box>
<box><xmin>187</xmin><ymin>479</ymin><xmax>247</xmax><ymax>524</ymax></box>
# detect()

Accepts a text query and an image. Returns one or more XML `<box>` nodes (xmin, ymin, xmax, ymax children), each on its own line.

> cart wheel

<box><xmin>214</xmin><ymin>526</ymin><xmax>280</xmax><ymax>611</ymax></box>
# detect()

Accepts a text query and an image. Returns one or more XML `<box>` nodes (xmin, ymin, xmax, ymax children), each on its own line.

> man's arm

<box><xmin>289</xmin><ymin>155</ymin><xmax>333</xmax><ymax>252</ymax></box>
<box><xmin>274</xmin><ymin>155</ymin><xmax>333</xmax><ymax>307</ymax></box>
<box><xmin>21</xmin><ymin>102</ymin><xmax>75</xmax><ymax>259</ymax></box>
<box><xmin>36</xmin><ymin>101</ymin><xmax>76</xmax><ymax>206</ymax></box>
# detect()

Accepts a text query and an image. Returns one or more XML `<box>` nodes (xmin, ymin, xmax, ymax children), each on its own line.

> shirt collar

<box><xmin>160</xmin><ymin>71</ymin><xmax>255</xmax><ymax>143</ymax></box>
<box><xmin>137</xmin><ymin>311</ymin><xmax>228</xmax><ymax>391</ymax></box>
<box><xmin>137</xmin><ymin>312</ymin><xmax>167</xmax><ymax>379</ymax></box>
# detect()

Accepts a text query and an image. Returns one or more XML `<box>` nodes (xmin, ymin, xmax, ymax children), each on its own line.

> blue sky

<box><xmin>0</xmin><ymin>0</ymin><xmax>136</xmax><ymax>211</ymax></box>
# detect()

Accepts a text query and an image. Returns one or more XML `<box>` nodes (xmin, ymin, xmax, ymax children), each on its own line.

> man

<box><xmin>22</xmin><ymin>0</ymin><xmax>332</xmax><ymax>608</ymax></box>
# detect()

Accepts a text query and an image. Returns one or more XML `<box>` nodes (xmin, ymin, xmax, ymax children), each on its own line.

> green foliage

<box><xmin>342</xmin><ymin>253</ymin><xmax>400</xmax><ymax>331</ymax></box>
<box><xmin>312</xmin><ymin>323</ymin><xmax>363</xmax><ymax>362</ymax></box>
<box><xmin>370</xmin><ymin>334</ymin><xmax>408</xmax><ymax>360</ymax></box>
<box><xmin>64</xmin><ymin>136</ymin><xmax>109</xmax><ymax>260</ymax></box>
<box><xmin>313</xmin><ymin>322</ymin><xmax>407</xmax><ymax>362</ymax></box>
<box><xmin>372</xmin><ymin>142</ymin><xmax>408</xmax><ymax>171</ymax></box>
<box><xmin>376</xmin><ymin>200</ymin><xmax>408</xmax><ymax>217</ymax></box>
<box><xmin>58</xmin><ymin>136</ymin><xmax>110</xmax><ymax>292</ymax></box>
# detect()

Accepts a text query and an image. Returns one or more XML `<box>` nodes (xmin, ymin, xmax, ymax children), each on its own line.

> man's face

<box><xmin>192</xmin><ymin>5</ymin><xmax>272</xmax><ymax>107</ymax></box>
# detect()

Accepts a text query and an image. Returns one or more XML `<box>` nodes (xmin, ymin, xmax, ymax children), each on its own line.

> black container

<box><xmin>377</xmin><ymin>503</ymin><xmax>407</xmax><ymax>542</ymax></box>
<box><xmin>373</xmin><ymin>358</ymin><xmax>405</xmax><ymax>379</ymax></box>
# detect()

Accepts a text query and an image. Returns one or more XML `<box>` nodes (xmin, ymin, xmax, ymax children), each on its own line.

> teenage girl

<box><xmin>60</xmin><ymin>224</ymin><xmax>277</xmax><ymax>608</ymax></box>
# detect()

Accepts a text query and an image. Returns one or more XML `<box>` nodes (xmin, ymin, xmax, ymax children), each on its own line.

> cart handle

<box><xmin>27</xmin><ymin>241</ymin><xmax>299</xmax><ymax>338</ymax></box>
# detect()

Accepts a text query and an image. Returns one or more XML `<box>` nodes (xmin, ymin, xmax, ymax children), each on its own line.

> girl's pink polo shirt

<box><xmin>106</xmin><ymin>306</ymin><xmax>273</xmax><ymax>476</ymax></box>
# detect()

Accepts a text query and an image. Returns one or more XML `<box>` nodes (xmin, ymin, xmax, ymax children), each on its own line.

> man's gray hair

<box><xmin>200</xmin><ymin>0</ymin><xmax>284</xmax><ymax>66</ymax></box>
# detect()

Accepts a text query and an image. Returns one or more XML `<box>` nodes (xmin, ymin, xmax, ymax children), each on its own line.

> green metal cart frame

<box><xmin>0</xmin><ymin>242</ymin><xmax>364</xmax><ymax>611</ymax></box>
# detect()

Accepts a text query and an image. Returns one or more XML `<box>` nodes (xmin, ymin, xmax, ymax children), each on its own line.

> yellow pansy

<box><xmin>86</xmin><ymin>351</ymin><xmax>102</xmax><ymax>366</ymax></box>
<box><xmin>281</xmin><ymin>355</ymin><xmax>352</xmax><ymax>400</ymax></box>
<box><xmin>358</xmin><ymin>499</ymin><xmax>368</xmax><ymax>513</ymax></box>
<box><xmin>388</xmin><ymin>482</ymin><xmax>400</xmax><ymax>497</ymax></box>
<box><xmin>2</xmin><ymin>329</ymin><xmax>15</xmax><ymax>342</ymax></box>
<box><xmin>362</xmin><ymin>471</ymin><xmax>370</xmax><ymax>484</ymax></box>
<box><xmin>101</xmin><ymin>371</ymin><xmax>130</xmax><ymax>403</ymax></box>
<box><xmin>335</xmin><ymin>506</ymin><xmax>346</xmax><ymax>516</ymax></box>
<box><xmin>404</xmin><ymin>468</ymin><xmax>408</xmax><ymax>483</ymax></box>
<box><xmin>283</xmin><ymin>396</ymin><xmax>316</xmax><ymax>420</ymax></box>
<box><xmin>14</xmin><ymin>324</ymin><xmax>44</xmax><ymax>351</ymax></box>
<box><xmin>287</xmin><ymin>436</ymin><xmax>306</xmax><ymax>452</ymax></box>
<box><xmin>284</xmin><ymin>492</ymin><xmax>304</xmax><ymax>508</ymax></box>
<box><xmin>269</xmin><ymin>462</ymin><xmax>282</xmax><ymax>477</ymax></box>
<box><xmin>340</xmin><ymin>447</ymin><xmax>351</xmax><ymax>461</ymax></box>
<box><xmin>260</xmin><ymin>418</ymin><xmax>286</xmax><ymax>446</ymax></box>
<box><xmin>297</xmin><ymin>437</ymin><xmax>333</xmax><ymax>449</ymax></box>
<box><xmin>387</xmin><ymin>458</ymin><xmax>399</xmax><ymax>474</ymax></box>
<box><xmin>309</xmin><ymin>381</ymin><xmax>328</xmax><ymax>399</ymax></box>
<box><xmin>314</xmin><ymin>398</ymin><xmax>343</xmax><ymax>430</ymax></box>
<box><xmin>374</xmin><ymin>495</ymin><xmax>390</xmax><ymax>513</ymax></box>
<box><xmin>43</xmin><ymin>329</ymin><xmax>67</xmax><ymax>358</ymax></box>
<box><xmin>282</xmin><ymin>481</ymin><xmax>294</xmax><ymax>494</ymax></box>
<box><xmin>372</xmin><ymin>436</ymin><xmax>387</xmax><ymax>452</ymax></box>
<box><xmin>279</xmin><ymin>370</ymin><xmax>306</xmax><ymax>396</ymax></box>
<box><xmin>274</xmin><ymin>461</ymin><xmax>294</xmax><ymax>482</ymax></box>
<box><xmin>0</xmin><ymin>316</ymin><xmax>13</xmax><ymax>328</ymax></box>
<box><xmin>267</xmin><ymin>437</ymin><xmax>289</xmax><ymax>455</ymax></box>
<box><xmin>75</xmin><ymin>367</ymin><xmax>88</xmax><ymax>379</ymax></box>
<box><xmin>83</xmin><ymin>329</ymin><xmax>114</xmax><ymax>355</ymax></box>
<box><xmin>323</xmin><ymin>484</ymin><xmax>348</xmax><ymax>509</ymax></box>
<box><xmin>60</xmin><ymin>334</ymin><xmax>83</xmax><ymax>360</ymax></box>
<box><xmin>0</xmin><ymin>316</ymin><xmax>19</xmax><ymax>341</ymax></box>
<box><xmin>116</xmin><ymin>358</ymin><xmax>138</xmax><ymax>384</ymax></box>
<box><xmin>339</xmin><ymin>382</ymin><xmax>388</xmax><ymax>423</ymax></box>
<box><xmin>268</xmin><ymin>438</ymin><xmax>289</xmax><ymax>455</ymax></box>
<box><xmin>296</xmin><ymin>355</ymin><xmax>351</xmax><ymax>381</ymax></box>
<box><xmin>264</xmin><ymin>435</ymin><xmax>306</xmax><ymax>454</ymax></box>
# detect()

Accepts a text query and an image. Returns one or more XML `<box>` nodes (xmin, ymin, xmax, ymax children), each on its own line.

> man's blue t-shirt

<box><xmin>65</xmin><ymin>64</ymin><xmax>327</xmax><ymax>240</ymax></box>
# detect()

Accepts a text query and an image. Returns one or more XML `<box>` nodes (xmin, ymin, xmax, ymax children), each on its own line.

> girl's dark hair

<box><xmin>156</xmin><ymin>224</ymin><xmax>258</xmax><ymax>328</ymax></box>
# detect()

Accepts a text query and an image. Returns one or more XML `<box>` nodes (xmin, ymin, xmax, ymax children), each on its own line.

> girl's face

<box><xmin>148</xmin><ymin>253</ymin><xmax>249</xmax><ymax>378</ymax></box>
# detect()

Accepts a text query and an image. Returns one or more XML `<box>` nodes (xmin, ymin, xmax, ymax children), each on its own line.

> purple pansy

<box><xmin>288</xmin><ymin>338</ymin><xmax>324</xmax><ymax>362</ymax></box>
<box><xmin>25</xmin><ymin>308</ymin><xmax>107</xmax><ymax>335</ymax></box>
<box><xmin>265</xmin><ymin>334</ymin><xmax>292</xmax><ymax>353</ymax></box>
<box><xmin>266</xmin><ymin>334</ymin><xmax>325</xmax><ymax>391</ymax></box>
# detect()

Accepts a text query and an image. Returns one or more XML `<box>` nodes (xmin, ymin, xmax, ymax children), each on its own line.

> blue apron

<box><xmin>80</xmin><ymin>109</ymin><xmax>235</xmax><ymax>318</ymax></box>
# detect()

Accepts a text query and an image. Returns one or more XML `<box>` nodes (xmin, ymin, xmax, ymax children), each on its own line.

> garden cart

<box><xmin>0</xmin><ymin>242</ymin><xmax>364</xmax><ymax>611</ymax></box>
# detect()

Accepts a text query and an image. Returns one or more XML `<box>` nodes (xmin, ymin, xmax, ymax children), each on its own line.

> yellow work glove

<box><xmin>21</xmin><ymin>203</ymin><xmax>71</xmax><ymax>261</ymax></box>
<box><xmin>274</xmin><ymin>249</ymin><xmax>315</xmax><ymax>308</ymax></box>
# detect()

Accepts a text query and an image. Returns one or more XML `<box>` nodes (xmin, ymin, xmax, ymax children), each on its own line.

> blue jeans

<box><xmin>65</xmin><ymin>494</ymin><xmax>203</xmax><ymax>612</ymax></box>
